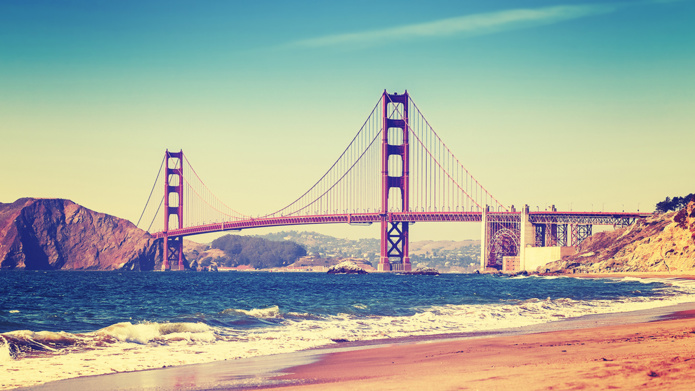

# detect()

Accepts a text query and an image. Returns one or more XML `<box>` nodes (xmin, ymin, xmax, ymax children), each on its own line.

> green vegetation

<box><xmin>186</xmin><ymin>230</ymin><xmax>481</xmax><ymax>271</ymax></box>
<box><xmin>209</xmin><ymin>235</ymin><xmax>307</xmax><ymax>269</ymax></box>
<box><xmin>255</xmin><ymin>231</ymin><xmax>380</xmax><ymax>265</ymax></box>
<box><xmin>655</xmin><ymin>193</ymin><xmax>694</xmax><ymax>213</ymax></box>
<box><xmin>254</xmin><ymin>230</ymin><xmax>480</xmax><ymax>272</ymax></box>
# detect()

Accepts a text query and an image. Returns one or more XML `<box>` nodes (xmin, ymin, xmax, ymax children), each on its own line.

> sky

<box><xmin>1</xmin><ymin>0</ymin><xmax>694</xmax><ymax>242</ymax></box>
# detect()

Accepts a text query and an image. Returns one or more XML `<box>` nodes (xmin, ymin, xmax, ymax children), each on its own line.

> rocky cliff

<box><xmin>0</xmin><ymin>198</ymin><xmax>161</xmax><ymax>270</ymax></box>
<box><xmin>544</xmin><ymin>201</ymin><xmax>695</xmax><ymax>273</ymax></box>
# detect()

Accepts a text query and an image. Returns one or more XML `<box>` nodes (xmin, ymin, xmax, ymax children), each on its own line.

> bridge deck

<box><xmin>151</xmin><ymin>211</ymin><xmax>650</xmax><ymax>239</ymax></box>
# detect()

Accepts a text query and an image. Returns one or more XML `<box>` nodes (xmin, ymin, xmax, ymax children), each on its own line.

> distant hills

<box><xmin>408</xmin><ymin>239</ymin><xmax>480</xmax><ymax>272</ymax></box>
<box><xmin>184</xmin><ymin>231</ymin><xmax>481</xmax><ymax>272</ymax></box>
<box><xmin>217</xmin><ymin>230</ymin><xmax>480</xmax><ymax>272</ymax></box>
<box><xmin>205</xmin><ymin>234</ymin><xmax>306</xmax><ymax>269</ymax></box>
<box><xmin>255</xmin><ymin>231</ymin><xmax>379</xmax><ymax>260</ymax></box>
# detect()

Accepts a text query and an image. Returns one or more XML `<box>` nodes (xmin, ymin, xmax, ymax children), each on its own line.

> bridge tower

<box><xmin>378</xmin><ymin>91</ymin><xmax>411</xmax><ymax>272</ymax></box>
<box><xmin>163</xmin><ymin>149</ymin><xmax>184</xmax><ymax>271</ymax></box>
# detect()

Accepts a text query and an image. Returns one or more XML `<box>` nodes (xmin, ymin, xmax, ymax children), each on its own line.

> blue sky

<box><xmin>1</xmin><ymin>0</ymin><xmax>694</xmax><ymax>241</ymax></box>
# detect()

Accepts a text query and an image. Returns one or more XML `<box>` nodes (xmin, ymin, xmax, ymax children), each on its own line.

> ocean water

<box><xmin>1</xmin><ymin>271</ymin><xmax>695</xmax><ymax>389</ymax></box>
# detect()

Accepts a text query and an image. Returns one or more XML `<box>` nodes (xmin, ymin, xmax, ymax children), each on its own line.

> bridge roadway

<box><xmin>151</xmin><ymin>211</ymin><xmax>650</xmax><ymax>239</ymax></box>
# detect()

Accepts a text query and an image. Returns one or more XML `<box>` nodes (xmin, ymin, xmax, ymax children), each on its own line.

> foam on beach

<box><xmin>2</xmin><ymin>277</ymin><xmax>695</xmax><ymax>390</ymax></box>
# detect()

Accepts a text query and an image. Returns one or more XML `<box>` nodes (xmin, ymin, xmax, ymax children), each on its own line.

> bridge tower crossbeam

<box><xmin>379</xmin><ymin>91</ymin><xmax>411</xmax><ymax>272</ymax></box>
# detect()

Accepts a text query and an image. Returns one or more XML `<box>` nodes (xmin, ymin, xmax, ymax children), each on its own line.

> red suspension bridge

<box><xmin>137</xmin><ymin>91</ymin><xmax>648</xmax><ymax>272</ymax></box>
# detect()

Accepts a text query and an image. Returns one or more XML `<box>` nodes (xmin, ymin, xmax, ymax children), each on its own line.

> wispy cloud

<box><xmin>290</xmin><ymin>4</ymin><xmax>622</xmax><ymax>48</ymax></box>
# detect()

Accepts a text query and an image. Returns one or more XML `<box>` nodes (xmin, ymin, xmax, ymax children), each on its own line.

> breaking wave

<box><xmin>97</xmin><ymin>321</ymin><xmax>217</xmax><ymax>344</ymax></box>
<box><xmin>221</xmin><ymin>305</ymin><xmax>281</xmax><ymax>319</ymax></box>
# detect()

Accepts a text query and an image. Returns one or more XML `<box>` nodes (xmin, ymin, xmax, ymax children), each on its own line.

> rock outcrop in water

<box><xmin>400</xmin><ymin>267</ymin><xmax>440</xmax><ymax>275</ymax></box>
<box><xmin>327</xmin><ymin>260</ymin><xmax>368</xmax><ymax>274</ymax></box>
<box><xmin>0</xmin><ymin>198</ymin><xmax>161</xmax><ymax>270</ymax></box>
<box><xmin>543</xmin><ymin>201</ymin><xmax>695</xmax><ymax>273</ymax></box>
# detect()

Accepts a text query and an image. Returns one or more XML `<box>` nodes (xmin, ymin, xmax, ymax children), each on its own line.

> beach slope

<box><xmin>266</xmin><ymin>315</ymin><xmax>695</xmax><ymax>390</ymax></box>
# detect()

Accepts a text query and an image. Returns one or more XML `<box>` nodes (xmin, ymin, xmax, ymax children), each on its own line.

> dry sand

<box><xmin>263</xmin><ymin>312</ymin><xmax>695</xmax><ymax>391</ymax></box>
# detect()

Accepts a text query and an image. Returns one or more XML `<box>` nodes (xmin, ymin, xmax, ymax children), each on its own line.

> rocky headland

<box><xmin>544</xmin><ymin>201</ymin><xmax>695</xmax><ymax>274</ymax></box>
<box><xmin>0</xmin><ymin>198</ymin><xmax>161</xmax><ymax>270</ymax></box>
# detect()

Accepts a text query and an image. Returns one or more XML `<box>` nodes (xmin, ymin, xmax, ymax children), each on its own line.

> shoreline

<box><xmin>550</xmin><ymin>272</ymin><xmax>695</xmax><ymax>280</ymax></box>
<box><xmin>19</xmin><ymin>295</ymin><xmax>695</xmax><ymax>390</ymax></box>
<box><xmin>262</xmin><ymin>308</ymin><xmax>695</xmax><ymax>390</ymax></box>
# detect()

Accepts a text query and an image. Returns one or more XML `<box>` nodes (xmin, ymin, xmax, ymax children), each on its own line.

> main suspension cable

<box><xmin>137</xmin><ymin>155</ymin><xmax>165</xmax><ymax>228</ymax></box>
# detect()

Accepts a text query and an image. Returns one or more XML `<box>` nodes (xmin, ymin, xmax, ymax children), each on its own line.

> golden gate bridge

<box><xmin>137</xmin><ymin>91</ymin><xmax>647</xmax><ymax>272</ymax></box>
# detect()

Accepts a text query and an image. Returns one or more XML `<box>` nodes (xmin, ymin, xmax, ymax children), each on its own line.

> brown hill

<box><xmin>0</xmin><ymin>198</ymin><xmax>161</xmax><ymax>270</ymax></box>
<box><xmin>544</xmin><ymin>201</ymin><xmax>695</xmax><ymax>273</ymax></box>
<box><xmin>409</xmin><ymin>239</ymin><xmax>479</xmax><ymax>255</ymax></box>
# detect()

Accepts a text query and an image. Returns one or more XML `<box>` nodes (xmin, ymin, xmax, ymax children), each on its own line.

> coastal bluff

<box><xmin>544</xmin><ymin>201</ymin><xmax>695</xmax><ymax>274</ymax></box>
<box><xmin>0</xmin><ymin>198</ymin><xmax>161</xmax><ymax>270</ymax></box>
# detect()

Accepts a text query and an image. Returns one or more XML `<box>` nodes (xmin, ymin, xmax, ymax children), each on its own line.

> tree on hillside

<box><xmin>655</xmin><ymin>193</ymin><xmax>695</xmax><ymax>213</ymax></box>
<box><xmin>210</xmin><ymin>235</ymin><xmax>307</xmax><ymax>268</ymax></box>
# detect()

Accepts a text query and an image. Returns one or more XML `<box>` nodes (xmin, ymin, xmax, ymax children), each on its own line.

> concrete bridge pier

<box><xmin>519</xmin><ymin>205</ymin><xmax>535</xmax><ymax>271</ymax></box>
<box><xmin>479</xmin><ymin>206</ymin><xmax>487</xmax><ymax>270</ymax></box>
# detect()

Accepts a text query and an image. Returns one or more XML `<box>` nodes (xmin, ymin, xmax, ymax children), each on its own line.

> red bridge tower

<box><xmin>163</xmin><ymin>149</ymin><xmax>184</xmax><ymax>271</ymax></box>
<box><xmin>378</xmin><ymin>91</ymin><xmax>411</xmax><ymax>272</ymax></box>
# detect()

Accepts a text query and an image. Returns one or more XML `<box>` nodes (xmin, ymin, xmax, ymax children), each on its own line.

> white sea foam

<box><xmin>97</xmin><ymin>321</ymin><xmax>217</xmax><ymax>344</ymax></box>
<box><xmin>0</xmin><ymin>337</ymin><xmax>14</xmax><ymax>363</ymax></box>
<box><xmin>2</xmin><ymin>330</ymin><xmax>79</xmax><ymax>356</ymax></box>
<box><xmin>619</xmin><ymin>276</ymin><xmax>662</xmax><ymax>284</ymax></box>
<box><xmin>2</xmin><ymin>277</ymin><xmax>695</xmax><ymax>390</ymax></box>
<box><xmin>222</xmin><ymin>305</ymin><xmax>281</xmax><ymax>318</ymax></box>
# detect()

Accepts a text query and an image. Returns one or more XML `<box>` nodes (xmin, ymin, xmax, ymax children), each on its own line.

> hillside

<box><xmin>0</xmin><ymin>198</ymin><xmax>160</xmax><ymax>270</ymax></box>
<box><xmin>256</xmin><ymin>231</ymin><xmax>379</xmax><ymax>260</ymax></box>
<box><xmin>183</xmin><ymin>231</ymin><xmax>480</xmax><ymax>272</ymax></box>
<box><xmin>409</xmin><ymin>239</ymin><xmax>480</xmax><ymax>272</ymax></box>
<box><xmin>544</xmin><ymin>201</ymin><xmax>695</xmax><ymax>273</ymax></box>
<box><xmin>256</xmin><ymin>231</ymin><xmax>480</xmax><ymax>271</ymax></box>
<box><xmin>183</xmin><ymin>234</ymin><xmax>307</xmax><ymax>269</ymax></box>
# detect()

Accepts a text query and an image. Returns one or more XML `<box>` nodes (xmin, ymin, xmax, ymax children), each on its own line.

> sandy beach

<box><xmin>258</xmin><ymin>275</ymin><xmax>695</xmax><ymax>391</ymax></box>
<box><xmin>260</xmin><ymin>311</ymin><xmax>695</xmax><ymax>390</ymax></box>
